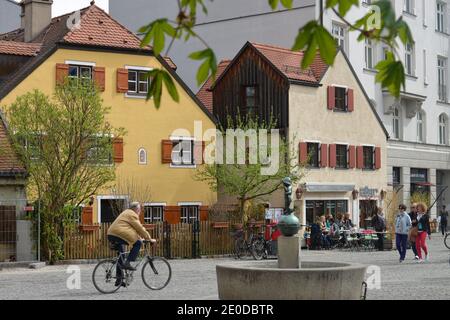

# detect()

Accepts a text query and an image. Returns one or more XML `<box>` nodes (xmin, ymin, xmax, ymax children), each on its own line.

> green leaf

<box><xmin>268</xmin><ymin>0</ymin><xmax>279</xmax><ymax>10</ymax></box>
<box><xmin>375</xmin><ymin>52</ymin><xmax>405</xmax><ymax>97</ymax></box>
<box><xmin>138</xmin><ymin>19</ymin><xmax>176</xmax><ymax>55</ymax></box>
<box><xmin>197</xmin><ymin>60</ymin><xmax>211</xmax><ymax>86</ymax></box>
<box><xmin>280</xmin><ymin>0</ymin><xmax>293</xmax><ymax>9</ymax></box>
<box><xmin>190</xmin><ymin>48</ymin><xmax>217</xmax><ymax>85</ymax></box>
<box><xmin>161</xmin><ymin>71</ymin><xmax>180</xmax><ymax>103</ymax></box>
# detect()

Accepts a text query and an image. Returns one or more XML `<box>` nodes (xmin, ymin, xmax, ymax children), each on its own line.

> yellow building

<box><xmin>0</xmin><ymin>2</ymin><xmax>216</xmax><ymax>225</ymax></box>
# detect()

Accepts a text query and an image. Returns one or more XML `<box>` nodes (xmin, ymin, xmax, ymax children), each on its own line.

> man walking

<box><xmin>408</xmin><ymin>203</ymin><xmax>419</xmax><ymax>260</ymax></box>
<box><xmin>396</xmin><ymin>204</ymin><xmax>412</xmax><ymax>263</ymax></box>
<box><xmin>371</xmin><ymin>207</ymin><xmax>386</xmax><ymax>251</ymax></box>
<box><xmin>439</xmin><ymin>205</ymin><xmax>448</xmax><ymax>236</ymax></box>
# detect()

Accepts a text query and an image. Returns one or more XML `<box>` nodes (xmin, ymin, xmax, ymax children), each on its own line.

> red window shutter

<box><xmin>94</xmin><ymin>67</ymin><xmax>106</xmax><ymax>92</ymax></box>
<box><xmin>56</xmin><ymin>63</ymin><xmax>69</xmax><ymax>85</ymax></box>
<box><xmin>161</xmin><ymin>140</ymin><xmax>173</xmax><ymax>164</ymax></box>
<box><xmin>117</xmin><ymin>68</ymin><xmax>129</xmax><ymax>93</ymax></box>
<box><xmin>113</xmin><ymin>137</ymin><xmax>124</xmax><ymax>163</ymax></box>
<box><xmin>348</xmin><ymin>145</ymin><xmax>356</xmax><ymax>169</ymax></box>
<box><xmin>320</xmin><ymin>144</ymin><xmax>328</xmax><ymax>167</ymax></box>
<box><xmin>299</xmin><ymin>142</ymin><xmax>308</xmax><ymax>164</ymax></box>
<box><xmin>194</xmin><ymin>141</ymin><xmax>206</xmax><ymax>165</ymax></box>
<box><xmin>200</xmin><ymin>206</ymin><xmax>209</xmax><ymax>221</ymax></box>
<box><xmin>81</xmin><ymin>206</ymin><xmax>93</xmax><ymax>225</ymax></box>
<box><xmin>374</xmin><ymin>147</ymin><xmax>381</xmax><ymax>169</ymax></box>
<box><xmin>329</xmin><ymin>144</ymin><xmax>336</xmax><ymax>168</ymax></box>
<box><xmin>347</xmin><ymin>88</ymin><xmax>354</xmax><ymax>112</ymax></box>
<box><xmin>327</xmin><ymin>86</ymin><xmax>335</xmax><ymax>110</ymax></box>
<box><xmin>356</xmin><ymin>146</ymin><xmax>364</xmax><ymax>169</ymax></box>
<box><xmin>164</xmin><ymin>206</ymin><xmax>181</xmax><ymax>224</ymax></box>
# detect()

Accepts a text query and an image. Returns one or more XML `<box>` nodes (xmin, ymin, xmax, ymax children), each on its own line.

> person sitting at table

<box><xmin>325</xmin><ymin>213</ymin><xmax>333</xmax><ymax>229</ymax></box>
<box><xmin>343</xmin><ymin>213</ymin><xmax>354</xmax><ymax>230</ymax></box>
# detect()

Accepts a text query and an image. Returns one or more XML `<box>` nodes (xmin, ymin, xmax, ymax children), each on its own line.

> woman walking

<box><xmin>415</xmin><ymin>202</ymin><xmax>431</xmax><ymax>263</ymax></box>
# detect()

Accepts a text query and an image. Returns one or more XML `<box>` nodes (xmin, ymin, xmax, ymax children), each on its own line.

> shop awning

<box><xmin>305</xmin><ymin>183</ymin><xmax>355</xmax><ymax>193</ymax></box>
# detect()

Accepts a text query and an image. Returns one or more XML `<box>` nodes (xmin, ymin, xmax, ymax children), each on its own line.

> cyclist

<box><xmin>107</xmin><ymin>202</ymin><xmax>156</xmax><ymax>286</ymax></box>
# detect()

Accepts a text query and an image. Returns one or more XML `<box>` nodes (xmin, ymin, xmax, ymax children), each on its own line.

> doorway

<box><xmin>359</xmin><ymin>200</ymin><xmax>378</xmax><ymax>228</ymax></box>
<box><xmin>99</xmin><ymin>198</ymin><xmax>127</xmax><ymax>223</ymax></box>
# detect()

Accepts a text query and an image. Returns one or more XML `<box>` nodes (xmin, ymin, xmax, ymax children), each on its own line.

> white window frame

<box><xmin>439</xmin><ymin>114</ymin><xmax>448</xmax><ymax>145</ymax></box>
<box><xmin>404</xmin><ymin>0</ymin><xmax>415</xmax><ymax>14</ymax></box>
<box><xmin>365</xmin><ymin>39</ymin><xmax>374</xmax><ymax>69</ymax></box>
<box><xmin>138</xmin><ymin>148</ymin><xmax>147</xmax><ymax>165</ymax></box>
<box><xmin>178</xmin><ymin>203</ymin><xmax>202</xmax><ymax>224</ymax></box>
<box><xmin>436</xmin><ymin>1</ymin><xmax>447</xmax><ymax>33</ymax></box>
<box><xmin>169</xmin><ymin>136</ymin><xmax>196</xmax><ymax>168</ymax></box>
<box><xmin>392</xmin><ymin>107</ymin><xmax>401</xmax><ymax>140</ymax></box>
<box><xmin>405</xmin><ymin>42</ymin><xmax>415</xmax><ymax>76</ymax></box>
<box><xmin>423</xmin><ymin>49</ymin><xmax>428</xmax><ymax>85</ymax></box>
<box><xmin>143</xmin><ymin>203</ymin><xmax>166</xmax><ymax>224</ymax></box>
<box><xmin>97</xmin><ymin>195</ymin><xmax>129</xmax><ymax>223</ymax></box>
<box><xmin>124</xmin><ymin>65</ymin><xmax>153</xmax><ymax>99</ymax></box>
<box><xmin>438</xmin><ymin>56</ymin><xmax>447</xmax><ymax>102</ymax></box>
<box><xmin>332</xmin><ymin>22</ymin><xmax>348</xmax><ymax>54</ymax></box>
<box><xmin>417</xmin><ymin>111</ymin><xmax>425</xmax><ymax>143</ymax></box>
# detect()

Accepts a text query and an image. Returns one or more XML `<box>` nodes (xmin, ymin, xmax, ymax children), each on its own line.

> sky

<box><xmin>15</xmin><ymin>0</ymin><xmax>109</xmax><ymax>16</ymax></box>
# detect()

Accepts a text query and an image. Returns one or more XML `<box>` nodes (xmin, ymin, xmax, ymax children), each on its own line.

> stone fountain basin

<box><xmin>217</xmin><ymin>261</ymin><xmax>367</xmax><ymax>300</ymax></box>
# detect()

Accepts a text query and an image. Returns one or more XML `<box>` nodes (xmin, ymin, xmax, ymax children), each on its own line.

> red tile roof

<box><xmin>0</xmin><ymin>40</ymin><xmax>41</xmax><ymax>56</ymax></box>
<box><xmin>163</xmin><ymin>57</ymin><xmax>177</xmax><ymax>70</ymax></box>
<box><xmin>0</xmin><ymin>116</ymin><xmax>26</xmax><ymax>174</ymax></box>
<box><xmin>196</xmin><ymin>60</ymin><xmax>231</xmax><ymax>112</ymax></box>
<box><xmin>250</xmin><ymin>42</ymin><xmax>328</xmax><ymax>83</ymax></box>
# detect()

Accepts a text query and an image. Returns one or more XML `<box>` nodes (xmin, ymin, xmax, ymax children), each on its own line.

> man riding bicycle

<box><xmin>107</xmin><ymin>202</ymin><xmax>156</xmax><ymax>287</ymax></box>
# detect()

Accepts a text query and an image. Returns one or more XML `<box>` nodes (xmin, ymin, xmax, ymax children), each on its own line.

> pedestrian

<box><xmin>408</xmin><ymin>203</ymin><xmax>419</xmax><ymax>260</ymax></box>
<box><xmin>371</xmin><ymin>207</ymin><xmax>386</xmax><ymax>251</ymax></box>
<box><xmin>415</xmin><ymin>202</ymin><xmax>431</xmax><ymax>262</ymax></box>
<box><xmin>439</xmin><ymin>205</ymin><xmax>448</xmax><ymax>236</ymax></box>
<box><xmin>343</xmin><ymin>213</ymin><xmax>354</xmax><ymax>230</ymax></box>
<box><xmin>395</xmin><ymin>204</ymin><xmax>412</xmax><ymax>263</ymax></box>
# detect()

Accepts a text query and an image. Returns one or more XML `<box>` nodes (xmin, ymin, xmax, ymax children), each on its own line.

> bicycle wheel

<box><xmin>252</xmin><ymin>239</ymin><xmax>266</xmax><ymax>260</ymax></box>
<box><xmin>92</xmin><ymin>259</ymin><xmax>122</xmax><ymax>294</ymax></box>
<box><xmin>142</xmin><ymin>257</ymin><xmax>172</xmax><ymax>290</ymax></box>
<box><xmin>445</xmin><ymin>233</ymin><xmax>450</xmax><ymax>250</ymax></box>
<box><xmin>234</xmin><ymin>238</ymin><xmax>245</xmax><ymax>259</ymax></box>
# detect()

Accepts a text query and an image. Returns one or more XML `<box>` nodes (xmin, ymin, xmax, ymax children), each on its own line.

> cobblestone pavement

<box><xmin>0</xmin><ymin>235</ymin><xmax>449</xmax><ymax>300</ymax></box>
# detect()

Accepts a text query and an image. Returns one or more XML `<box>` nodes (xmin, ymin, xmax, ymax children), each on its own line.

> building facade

<box><xmin>0</xmin><ymin>0</ymin><xmax>20</xmax><ymax>34</ymax></box>
<box><xmin>0</xmin><ymin>2</ymin><xmax>217</xmax><ymax>226</ymax></box>
<box><xmin>110</xmin><ymin>0</ymin><xmax>450</xmax><ymax>218</ymax></box>
<box><xmin>199</xmin><ymin>42</ymin><xmax>389</xmax><ymax>227</ymax></box>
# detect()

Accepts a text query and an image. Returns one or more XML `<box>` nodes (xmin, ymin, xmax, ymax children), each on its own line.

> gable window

<box><xmin>242</xmin><ymin>85</ymin><xmax>257</xmax><ymax>115</ymax></box>
<box><xmin>405</xmin><ymin>42</ymin><xmax>415</xmax><ymax>76</ymax></box>
<box><xmin>365</xmin><ymin>39</ymin><xmax>374</xmax><ymax>69</ymax></box>
<box><xmin>144</xmin><ymin>205</ymin><xmax>164</xmax><ymax>223</ymax></box>
<box><xmin>171</xmin><ymin>139</ymin><xmax>194</xmax><ymax>166</ymax></box>
<box><xmin>363</xmin><ymin>146</ymin><xmax>375</xmax><ymax>170</ymax></box>
<box><xmin>336</xmin><ymin>144</ymin><xmax>348</xmax><ymax>169</ymax></box>
<box><xmin>439</xmin><ymin>114</ymin><xmax>448</xmax><ymax>145</ymax></box>
<box><xmin>68</xmin><ymin>64</ymin><xmax>93</xmax><ymax>87</ymax></box>
<box><xmin>438</xmin><ymin>56</ymin><xmax>447</xmax><ymax>102</ymax></box>
<box><xmin>437</xmin><ymin>1</ymin><xmax>446</xmax><ymax>33</ymax></box>
<box><xmin>404</xmin><ymin>0</ymin><xmax>414</xmax><ymax>14</ymax></box>
<box><xmin>307</xmin><ymin>143</ymin><xmax>320</xmax><ymax>168</ymax></box>
<box><xmin>181</xmin><ymin>205</ymin><xmax>199</xmax><ymax>224</ymax></box>
<box><xmin>332</xmin><ymin>23</ymin><xmax>347</xmax><ymax>53</ymax></box>
<box><xmin>138</xmin><ymin>148</ymin><xmax>147</xmax><ymax>165</ymax></box>
<box><xmin>128</xmin><ymin>70</ymin><xmax>150</xmax><ymax>96</ymax></box>
<box><xmin>335</xmin><ymin>87</ymin><xmax>347</xmax><ymax>111</ymax></box>
<box><xmin>392</xmin><ymin>107</ymin><xmax>401</xmax><ymax>139</ymax></box>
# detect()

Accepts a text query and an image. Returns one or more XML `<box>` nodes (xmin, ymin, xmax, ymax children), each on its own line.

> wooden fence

<box><xmin>63</xmin><ymin>221</ymin><xmax>238</xmax><ymax>260</ymax></box>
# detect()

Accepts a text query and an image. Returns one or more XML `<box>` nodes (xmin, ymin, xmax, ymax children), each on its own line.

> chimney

<box><xmin>22</xmin><ymin>0</ymin><xmax>53</xmax><ymax>42</ymax></box>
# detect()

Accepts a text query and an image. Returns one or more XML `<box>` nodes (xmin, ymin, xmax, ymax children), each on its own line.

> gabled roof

<box><xmin>196</xmin><ymin>60</ymin><xmax>230</xmax><ymax>112</ymax></box>
<box><xmin>0</xmin><ymin>113</ymin><xmax>26</xmax><ymax>176</ymax></box>
<box><xmin>0</xmin><ymin>40</ymin><xmax>41</xmax><ymax>56</ymax></box>
<box><xmin>201</xmin><ymin>41</ymin><xmax>389</xmax><ymax>138</ymax></box>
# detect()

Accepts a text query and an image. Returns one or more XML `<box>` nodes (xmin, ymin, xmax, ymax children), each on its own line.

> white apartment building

<box><xmin>110</xmin><ymin>0</ymin><xmax>450</xmax><ymax>217</ymax></box>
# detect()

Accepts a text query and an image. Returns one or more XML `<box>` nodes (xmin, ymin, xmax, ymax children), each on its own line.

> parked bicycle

<box><xmin>92</xmin><ymin>240</ymin><xmax>171</xmax><ymax>294</ymax></box>
<box><xmin>233</xmin><ymin>228</ymin><xmax>258</xmax><ymax>259</ymax></box>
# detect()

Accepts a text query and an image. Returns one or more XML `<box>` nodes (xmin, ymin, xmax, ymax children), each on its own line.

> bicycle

<box><xmin>444</xmin><ymin>232</ymin><xmax>450</xmax><ymax>250</ymax></box>
<box><xmin>92</xmin><ymin>240</ymin><xmax>172</xmax><ymax>294</ymax></box>
<box><xmin>252</xmin><ymin>232</ymin><xmax>276</xmax><ymax>260</ymax></box>
<box><xmin>233</xmin><ymin>228</ymin><xmax>257</xmax><ymax>259</ymax></box>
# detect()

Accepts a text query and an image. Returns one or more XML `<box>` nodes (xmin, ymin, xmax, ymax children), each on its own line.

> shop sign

<box><xmin>359</xmin><ymin>186</ymin><xmax>378</xmax><ymax>198</ymax></box>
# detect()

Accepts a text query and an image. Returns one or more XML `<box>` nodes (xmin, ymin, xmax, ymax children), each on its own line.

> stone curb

<box><xmin>0</xmin><ymin>261</ymin><xmax>44</xmax><ymax>270</ymax></box>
